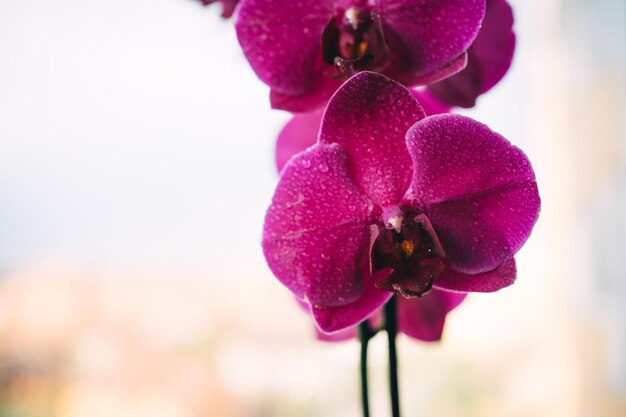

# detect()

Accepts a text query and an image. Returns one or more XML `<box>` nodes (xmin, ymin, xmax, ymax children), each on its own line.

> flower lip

<box><xmin>321</xmin><ymin>7</ymin><xmax>390</xmax><ymax>76</ymax></box>
<box><xmin>373</xmin><ymin>213</ymin><xmax>446</xmax><ymax>298</ymax></box>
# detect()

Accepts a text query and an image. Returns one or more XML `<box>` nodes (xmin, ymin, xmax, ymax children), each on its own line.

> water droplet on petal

<box><xmin>318</xmin><ymin>162</ymin><xmax>329</xmax><ymax>173</ymax></box>
<box><xmin>301</xmin><ymin>159</ymin><xmax>311</xmax><ymax>168</ymax></box>
<box><xmin>321</xmin><ymin>253</ymin><xmax>330</xmax><ymax>260</ymax></box>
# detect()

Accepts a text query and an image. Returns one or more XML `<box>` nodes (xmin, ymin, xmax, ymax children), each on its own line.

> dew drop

<box><xmin>301</xmin><ymin>159</ymin><xmax>311</xmax><ymax>168</ymax></box>
<box><xmin>318</xmin><ymin>162</ymin><xmax>329</xmax><ymax>173</ymax></box>
<box><xmin>321</xmin><ymin>253</ymin><xmax>330</xmax><ymax>260</ymax></box>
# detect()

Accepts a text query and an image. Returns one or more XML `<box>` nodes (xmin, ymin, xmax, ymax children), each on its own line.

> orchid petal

<box><xmin>435</xmin><ymin>258</ymin><xmax>516</xmax><ymax>292</ymax></box>
<box><xmin>387</xmin><ymin>52</ymin><xmax>468</xmax><ymax>89</ymax></box>
<box><xmin>411</xmin><ymin>89</ymin><xmax>452</xmax><ymax>115</ymax></box>
<box><xmin>316</xmin><ymin>326</ymin><xmax>356</xmax><ymax>342</ymax></box>
<box><xmin>276</xmin><ymin>111</ymin><xmax>323</xmax><ymax>173</ymax></box>
<box><xmin>320</xmin><ymin>72</ymin><xmax>425</xmax><ymax>206</ymax></box>
<box><xmin>235</xmin><ymin>0</ymin><xmax>334</xmax><ymax>95</ymax></box>
<box><xmin>379</xmin><ymin>0</ymin><xmax>485</xmax><ymax>75</ymax></box>
<box><xmin>270</xmin><ymin>75</ymin><xmax>344</xmax><ymax>113</ymax></box>
<box><xmin>263</xmin><ymin>143</ymin><xmax>375</xmax><ymax>306</ymax></box>
<box><xmin>311</xmin><ymin>277</ymin><xmax>393</xmax><ymax>333</ymax></box>
<box><xmin>397</xmin><ymin>289</ymin><xmax>466</xmax><ymax>341</ymax></box>
<box><xmin>404</xmin><ymin>114</ymin><xmax>540</xmax><ymax>274</ymax></box>
<box><xmin>428</xmin><ymin>0</ymin><xmax>515</xmax><ymax>107</ymax></box>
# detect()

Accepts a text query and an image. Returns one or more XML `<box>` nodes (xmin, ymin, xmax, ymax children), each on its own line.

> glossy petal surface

<box><xmin>320</xmin><ymin>72</ymin><xmax>425</xmax><ymax>206</ymax></box>
<box><xmin>311</xmin><ymin>278</ymin><xmax>393</xmax><ymax>333</ymax></box>
<box><xmin>380</xmin><ymin>0</ymin><xmax>485</xmax><ymax>74</ymax></box>
<box><xmin>235</xmin><ymin>0</ymin><xmax>334</xmax><ymax>95</ymax></box>
<box><xmin>276</xmin><ymin>111</ymin><xmax>323</xmax><ymax>172</ymax></box>
<box><xmin>428</xmin><ymin>0</ymin><xmax>515</xmax><ymax>107</ymax></box>
<box><xmin>404</xmin><ymin>114</ymin><xmax>540</xmax><ymax>274</ymax></box>
<box><xmin>263</xmin><ymin>143</ymin><xmax>373</xmax><ymax>306</ymax></box>
<box><xmin>435</xmin><ymin>258</ymin><xmax>516</xmax><ymax>292</ymax></box>
<box><xmin>397</xmin><ymin>289</ymin><xmax>466</xmax><ymax>341</ymax></box>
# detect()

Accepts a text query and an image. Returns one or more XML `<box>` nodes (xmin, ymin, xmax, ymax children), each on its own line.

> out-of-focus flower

<box><xmin>236</xmin><ymin>0</ymin><xmax>485</xmax><ymax>112</ymax></box>
<box><xmin>417</xmin><ymin>0</ymin><xmax>516</xmax><ymax>110</ymax></box>
<box><xmin>198</xmin><ymin>0</ymin><xmax>239</xmax><ymax>18</ymax></box>
<box><xmin>263</xmin><ymin>72</ymin><xmax>539</xmax><ymax>333</ymax></box>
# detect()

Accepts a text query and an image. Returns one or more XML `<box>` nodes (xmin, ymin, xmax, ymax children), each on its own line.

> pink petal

<box><xmin>235</xmin><ymin>0</ymin><xmax>334</xmax><ymax>96</ymax></box>
<box><xmin>379</xmin><ymin>0</ymin><xmax>485</xmax><ymax>75</ymax></box>
<box><xmin>263</xmin><ymin>143</ymin><xmax>375</xmax><ymax>306</ymax></box>
<box><xmin>311</xmin><ymin>276</ymin><xmax>393</xmax><ymax>333</ymax></box>
<box><xmin>435</xmin><ymin>258</ymin><xmax>516</xmax><ymax>292</ymax></box>
<box><xmin>387</xmin><ymin>52</ymin><xmax>468</xmax><ymax>88</ymax></box>
<box><xmin>314</xmin><ymin>310</ymin><xmax>384</xmax><ymax>341</ymax></box>
<box><xmin>403</xmin><ymin>114</ymin><xmax>540</xmax><ymax>274</ymax></box>
<box><xmin>428</xmin><ymin>0</ymin><xmax>515</xmax><ymax>107</ymax></box>
<box><xmin>320</xmin><ymin>72</ymin><xmax>425</xmax><ymax>207</ymax></box>
<box><xmin>316</xmin><ymin>326</ymin><xmax>357</xmax><ymax>342</ymax></box>
<box><xmin>411</xmin><ymin>89</ymin><xmax>452</xmax><ymax>115</ymax></box>
<box><xmin>276</xmin><ymin>111</ymin><xmax>323</xmax><ymax>173</ymax></box>
<box><xmin>397</xmin><ymin>289</ymin><xmax>466</xmax><ymax>342</ymax></box>
<box><xmin>270</xmin><ymin>75</ymin><xmax>344</xmax><ymax>113</ymax></box>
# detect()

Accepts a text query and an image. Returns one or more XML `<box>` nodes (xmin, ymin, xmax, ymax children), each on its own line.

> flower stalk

<box><xmin>358</xmin><ymin>321</ymin><xmax>374</xmax><ymax>417</ymax></box>
<box><xmin>385</xmin><ymin>296</ymin><xmax>401</xmax><ymax>417</ymax></box>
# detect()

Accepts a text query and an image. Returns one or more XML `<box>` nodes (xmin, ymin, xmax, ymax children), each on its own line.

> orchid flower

<box><xmin>236</xmin><ymin>0</ymin><xmax>486</xmax><ymax>112</ymax></box>
<box><xmin>263</xmin><ymin>72</ymin><xmax>540</xmax><ymax>333</ymax></box>
<box><xmin>276</xmin><ymin>107</ymin><xmax>466</xmax><ymax>342</ymax></box>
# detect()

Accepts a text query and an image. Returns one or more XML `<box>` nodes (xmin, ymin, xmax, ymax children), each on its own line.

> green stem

<box><xmin>385</xmin><ymin>296</ymin><xmax>401</xmax><ymax>417</ymax></box>
<box><xmin>358</xmin><ymin>321</ymin><xmax>372</xmax><ymax>417</ymax></box>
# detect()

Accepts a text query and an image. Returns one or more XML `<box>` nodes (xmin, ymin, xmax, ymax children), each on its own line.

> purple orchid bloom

<box><xmin>277</xmin><ymin>112</ymin><xmax>466</xmax><ymax>343</ymax></box>
<box><xmin>416</xmin><ymin>0</ymin><xmax>516</xmax><ymax>110</ymax></box>
<box><xmin>236</xmin><ymin>0</ymin><xmax>486</xmax><ymax>112</ymax></box>
<box><xmin>264</xmin><ymin>72</ymin><xmax>539</xmax><ymax>334</ymax></box>
<box><xmin>198</xmin><ymin>0</ymin><xmax>239</xmax><ymax>18</ymax></box>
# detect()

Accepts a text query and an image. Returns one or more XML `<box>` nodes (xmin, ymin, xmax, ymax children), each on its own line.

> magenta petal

<box><xmin>263</xmin><ymin>143</ymin><xmax>374</xmax><ymax>306</ymax></box>
<box><xmin>380</xmin><ymin>0</ymin><xmax>485</xmax><ymax>75</ymax></box>
<box><xmin>428</xmin><ymin>0</ymin><xmax>515</xmax><ymax>107</ymax></box>
<box><xmin>397</xmin><ymin>289</ymin><xmax>466</xmax><ymax>342</ymax></box>
<box><xmin>435</xmin><ymin>258</ymin><xmax>516</xmax><ymax>292</ymax></box>
<box><xmin>276</xmin><ymin>111</ymin><xmax>323</xmax><ymax>173</ymax></box>
<box><xmin>320</xmin><ymin>72</ymin><xmax>425</xmax><ymax>206</ymax></box>
<box><xmin>270</xmin><ymin>75</ymin><xmax>344</xmax><ymax>113</ymax></box>
<box><xmin>404</xmin><ymin>114</ymin><xmax>540</xmax><ymax>274</ymax></box>
<box><xmin>316</xmin><ymin>326</ymin><xmax>356</xmax><ymax>342</ymax></box>
<box><xmin>390</xmin><ymin>52</ymin><xmax>468</xmax><ymax>88</ymax></box>
<box><xmin>311</xmin><ymin>277</ymin><xmax>393</xmax><ymax>333</ymax></box>
<box><xmin>235</xmin><ymin>0</ymin><xmax>334</xmax><ymax>96</ymax></box>
<box><xmin>411</xmin><ymin>89</ymin><xmax>452</xmax><ymax>116</ymax></box>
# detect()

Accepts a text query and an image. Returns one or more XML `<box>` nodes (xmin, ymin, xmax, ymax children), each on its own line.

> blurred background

<box><xmin>0</xmin><ymin>0</ymin><xmax>624</xmax><ymax>416</ymax></box>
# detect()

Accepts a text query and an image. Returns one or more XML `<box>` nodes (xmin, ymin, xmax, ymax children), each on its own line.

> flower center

<box><xmin>372</xmin><ymin>213</ymin><xmax>446</xmax><ymax>298</ymax></box>
<box><xmin>321</xmin><ymin>6</ymin><xmax>390</xmax><ymax>77</ymax></box>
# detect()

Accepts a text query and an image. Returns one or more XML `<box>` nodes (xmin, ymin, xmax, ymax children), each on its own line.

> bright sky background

<box><xmin>0</xmin><ymin>0</ymin><xmax>535</xmax><ymax>274</ymax></box>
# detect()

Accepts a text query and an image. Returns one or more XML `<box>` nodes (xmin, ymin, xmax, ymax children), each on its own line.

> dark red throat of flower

<box><xmin>372</xmin><ymin>215</ymin><xmax>446</xmax><ymax>298</ymax></box>
<box><xmin>321</xmin><ymin>7</ymin><xmax>390</xmax><ymax>77</ymax></box>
